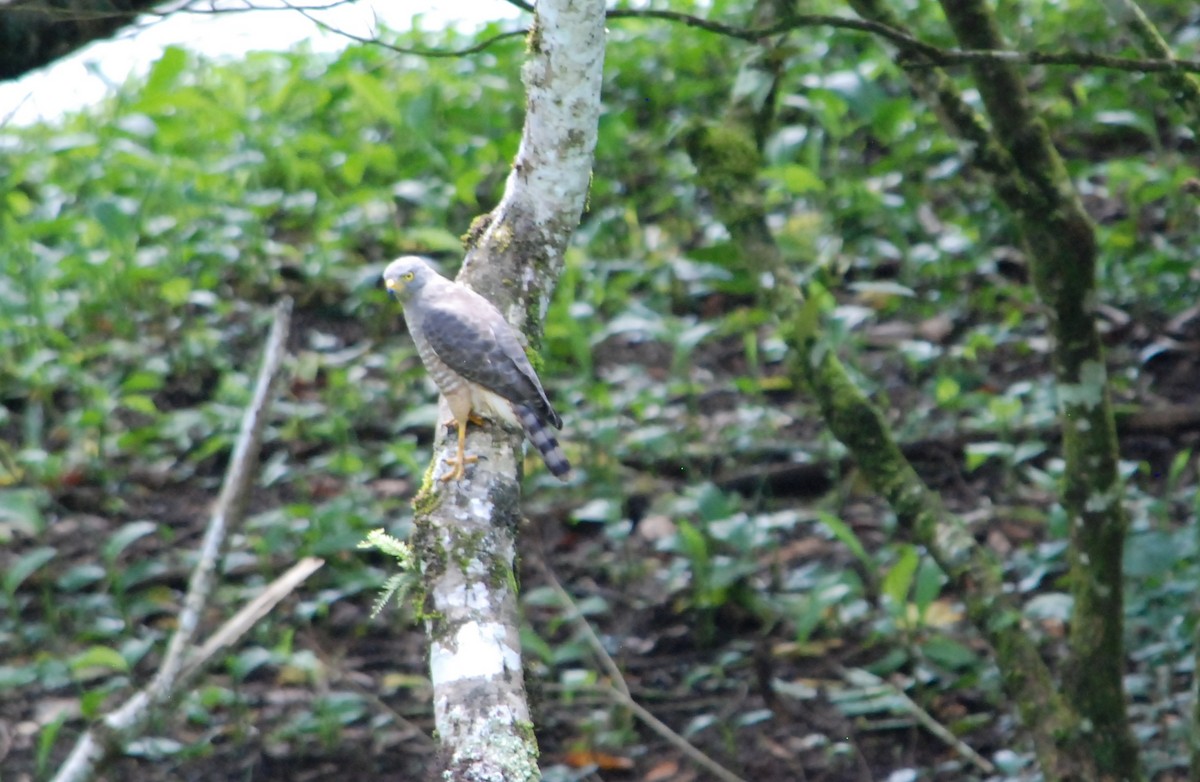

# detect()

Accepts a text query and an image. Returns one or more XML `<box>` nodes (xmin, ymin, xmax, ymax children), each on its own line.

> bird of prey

<box><xmin>383</xmin><ymin>255</ymin><xmax>570</xmax><ymax>482</ymax></box>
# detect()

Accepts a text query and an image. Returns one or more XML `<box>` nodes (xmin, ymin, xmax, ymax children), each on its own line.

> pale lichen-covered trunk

<box><xmin>409</xmin><ymin>1</ymin><xmax>605</xmax><ymax>780</ymax></box>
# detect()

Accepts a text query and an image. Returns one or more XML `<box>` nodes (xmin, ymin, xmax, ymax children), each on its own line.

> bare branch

<box><xmin>51</xmin><ymin>299</ymin><xmax>295</xmax><ymax>782</ymax></box>
<box><xmin>610</xmin><ymin>8</ymin><xmax>1200</xmax><ymax>75</ymax></box>
<box><xmin>607</xmin><ymin>8</ymin><xmax>944</xmax><ymax>57</ymax></box>
<box><xmin>901</xmin><ymin>45</ymin><xmax>1200</xmax><ymax>75</ymax></box>
<box><xmin>7</xmin><ymin>0</ymin><xmax>1200</xmax><ymax>78</ymax></box>
<box><xmin>538</xmin><ymin>560</ymin><xmax>749</xmax><ymax>782</ymax></box>
<box><xmin>280</xmin><ymin>0</ymin><xmax>527</xmax><ymax>57</ymax></box>
<box><xmin>182</xmin><ymin>557</ymin><xmax>324</xmax><ymax>679</ymax></box>
<box><xmin>167</xmin><ymin>0</ymin><xmax>361</xmax><ymax>16</ymax></box>
<box><xmin>834</xmin><ymin>666</ymin><xmax>996</xmax><ymax>775</ymax></box>
<box><xmin>2</xmin><ymin>0</ymin><xmax>359</xmax><ymax>20</ymax></box>
<box><xmin>53</xmin><ymin>558</ymin><xmax>323</xmax><ymax>782</ymax></box>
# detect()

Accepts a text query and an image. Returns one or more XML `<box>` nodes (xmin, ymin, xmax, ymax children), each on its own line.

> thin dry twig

<box><xmin>52</xmin><ymin>299</ymin><xmax>296</xmax><ymax>782</ymax></box>
<box><xmin>156</xmin><ymin>299</ymin><xmax>293</xmax><ymax>682</ymax></box>
<box><xmin>537</xmin><ymin>560</ymin><xmax>749</xmax><ymax>782</ymax></box>
<box><xmin>835</xmin><ymin>666</ymin><xmax>996</xmax><ymax>775</ymax></box>
<box><xmin>182</xmin><ymin>556</ymin><xmax>324</xmax><ymax>679</ymax></box>
<box><xmin>608</xmin><ymin>7</ymin><xmax>942</xmax><ymax>56</ymax></box>
<box><xmin>169</xmin><ymin>0</ymin><xmax>359</xmax><ymax>16</ymax></box>
<box><xmin>288</xmin><ymin>2</ymin><xmax>1200</xmax><ymax>76</ymax></box>
<box><xmin>304</xmin><ymin>635</ymin><xmax>436</xmax><ymax>751</ymax></box>
<box><xmin>609</xmin><ymin>8</ymin><xmax>1200</xmax><ymax>74</ymax></box>
<box><xmin>281</xmin><ymin>0</ymin><xmax>527</xmax><ymax>57</ymax></box>
<box><xmin>7</xmin><ymin>0</ymin><xmax>1200</xmax><ymax>75</ymax></box>
<box><xmin>1</xmin><ymin>0</ymin><xmax>356</xmax><ymax>20</ymax></box>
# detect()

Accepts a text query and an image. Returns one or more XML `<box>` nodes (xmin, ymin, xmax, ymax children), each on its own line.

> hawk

<box><xmin>383</xmin><ymin>255</ymin><xmax>570</xmax><ymax>482</ymax></box>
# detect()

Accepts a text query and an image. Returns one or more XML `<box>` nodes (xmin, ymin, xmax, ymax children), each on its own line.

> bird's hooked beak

<box><xmin>385</xmin><ymin>278</ymin><xmax>400</xmax><ymax>299</ymax></box>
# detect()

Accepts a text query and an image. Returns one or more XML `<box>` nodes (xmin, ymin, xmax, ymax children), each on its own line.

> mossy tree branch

<box><xmin>1101</xmin><ymin>0</ymin><xmax>1200</xmax><ymax>118</ymax></box>
<box><xmin>605</xmin><ymin>8</ymin><xmax>1200</xmax><ymax>76</ymax></box>
<box><xmin>793</xmin><ymin>333</ymin><xmax>1097</xmax><ymax>782</ymax></box>
<box><xmin>681</xmin><ymin>0</ymin><xmax>1109</xmax><ymax>779</ymax></box>
<box><xmin>933</xmin><ymin>3</ymin><xmax>1139</xmax><ymax>778</ymax></box>
<box><xmin>845</xmin><ymin>0</ymin><xmax>1140</xmax><ymax>776</ymax></box>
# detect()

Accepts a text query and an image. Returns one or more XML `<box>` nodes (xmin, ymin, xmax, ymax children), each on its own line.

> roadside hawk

<box><xmin>383</xmin><ymin>255</ymin><xmax>570</xmax><ymax>481</ymax></box>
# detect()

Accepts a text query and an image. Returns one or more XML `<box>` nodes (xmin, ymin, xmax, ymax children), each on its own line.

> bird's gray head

<box><xmin>382</xmin><ymin>255</ymin><xmax>439</xmax><ymax>301</ymax></box>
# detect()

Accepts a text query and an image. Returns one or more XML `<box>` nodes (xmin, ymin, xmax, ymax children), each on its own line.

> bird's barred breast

<box><xmin>416</xmin><ymin>331</ymin><xmax>520</xmax><ymax>429</ymax></box>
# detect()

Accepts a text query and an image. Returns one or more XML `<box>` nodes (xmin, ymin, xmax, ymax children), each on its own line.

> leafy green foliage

<box><xmin>1</xmin><ymin>1</ymin><xmax>1198</xmax><ymax>779</ymax></box>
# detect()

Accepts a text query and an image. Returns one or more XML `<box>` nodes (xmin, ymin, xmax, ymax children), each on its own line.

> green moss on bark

<box><xmin>935</xmin><ymin>0</ymin><xmax>1137</xmax><ymax>775</ymax></box>
<box><xmin>682</xmin><ymin>15</ymin><xmax>1106</xmax><ymax>776</ymax></box>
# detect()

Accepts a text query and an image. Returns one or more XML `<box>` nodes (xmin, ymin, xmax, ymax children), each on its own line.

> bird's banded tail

<box><xmin>513</xmin><ymin>404</ymin><xmax>570</xmax><ymax>479</ymax></box>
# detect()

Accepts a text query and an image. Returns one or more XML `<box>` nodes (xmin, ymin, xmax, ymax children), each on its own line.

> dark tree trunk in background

<box><xmin>1</xmin><ymin>0</ymin><xmax>162</xmax><ymax>81</ymax></box>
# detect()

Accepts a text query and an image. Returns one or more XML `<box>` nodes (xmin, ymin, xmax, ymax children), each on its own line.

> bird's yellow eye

<box><xmin>403</xmin><ymin>272</ymin><xmax>415</xmax><ymax>281</ymax></box>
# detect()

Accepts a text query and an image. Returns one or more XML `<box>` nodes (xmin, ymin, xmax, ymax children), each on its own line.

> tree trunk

<box><xmin>409</xmin><ymin>1</ymin><xmax>605</xmax><ymax>779</ymax></box>
<box><xmin>1</xmin><ymin>0</ymin><xmax>163</xmax><ymax>81</ymax></box>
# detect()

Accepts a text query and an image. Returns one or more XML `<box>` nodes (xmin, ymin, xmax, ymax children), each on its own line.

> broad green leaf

<box><xmin>160</xmin><ymin>277</ymin><xmax>192</xmax><ymax>307</ymax></box>
<box><xmin>965</xmin><ymin>442</ymin><xmax>1010</xmax><ymax>472</ymax></box>
<box><xmin>816</xmin><ymin>512</ymin><xmax>871</xmax><ymax>568</ymax></box>
<box><xmin>56</xmin><ymin>563</ymin><xmax>107</xmax><ymax>592</ymax></box>
<box><xmin>935</xmin><ymin>376</ymin><xmax>961</xmax><ymax>406</ymax></box>
<box><xmin>344</xmin><ymin>71</ymin><xmax>402</xmax><ymax>125</ymax></box>
<box><xmin>1024</xmin><ymin>592</ymin><xmax>1073</xmax><ymax>623</ymax></box>
<box><xmin>920</xmin><ymin>635</ymin><xmax>979</xmax><ymax>671</ymax></box>
<box><xmin>144</xmin><ymin>46</ymin><xmax>189</xmax><ymax>99</ymax></box>
<box><xmin>4</xmin><ymin>546</ymin><xmax>56</xmax><ymax>596</ymax></box>
<box><xmin>102</xmin><ymin>520</ymin><xmax>159</xmax><ymax>564</ymax></box>
<box><xmin>36</xmin><ymin>713</ymin><xmax>68</xmax><ymax>774</ymax></box>
<box><xmin>0</xmin><ymin>489</ymin><xmax>47</xmax><ymax>537</ymax></box>
<box><xmin>676</xmin><ymin>520</ymin><xmax>709</xmax><ymax>566</ymax></box>
<box><xmin>121</xmin><ymin>370</ymin><xmax>165</xmax><ymax>393</ymax></box>
<box><xmin>882</xmin><ymin>545</ymin><xmax>920</xmax><ymax>609</ymax></box>
<box><xmin>0</xmin><ymin>665</ymin><xmax>39</xmax><ymax>689</ymax></box>
<box><xmin>80</xmin><ymin>689</ymin><xmax>108</xmax><ymax>719</ymax></box>
<box><xmin>1124</xmin><ymin>530</ymin><xmax>1188</xmax><ymax>578</ymax></box>
<box><xmin>69</xmin><ymin>645</ymin><xmax>129</xmax><ymax>676</ymax></box>
<box><xmin>767</xmin><ymin>164</ymin><xmax>826</xmax><ymax>194</ymax></box>
<box><xmin>121</xmin><ymin>394</ymin><xmax>158</xmax><ymax>416</ymax></box>
<box><xmin>912</xmin><ymin>558</ymin><xmax>943</xmax><ymax>617</ymax></box>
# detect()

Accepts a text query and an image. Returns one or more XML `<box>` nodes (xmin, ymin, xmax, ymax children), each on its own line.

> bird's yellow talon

<box><xmin>440</xmin><ymin>452</ymin><xmax>479</xmax><ymax>482</ymax></box>
<box><xmin>439</xmin><ymin>412</ymin><xmax>478</xmax><ymax>482</ymax></box>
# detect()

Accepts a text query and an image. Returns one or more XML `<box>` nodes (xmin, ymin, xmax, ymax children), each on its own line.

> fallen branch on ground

<box><xmin>53</xmin><ymin>299</ymin><xmax>305</xmax><ymax>782</ymax></box>
<box><xmin>616</xmin><ymin>403</ymin><xmax>1200</xmax><ymax>498</ymax></box>
<box><xmin>536</xmin><ymin>558</ymin><xmax>749</xmax><ymax>782</ymax></box>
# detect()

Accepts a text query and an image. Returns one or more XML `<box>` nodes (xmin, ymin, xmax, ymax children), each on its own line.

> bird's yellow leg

<box><xmin>441</xmin><ymin>416</ymin><xmax>479</xmax><ymax>482</ymax></box>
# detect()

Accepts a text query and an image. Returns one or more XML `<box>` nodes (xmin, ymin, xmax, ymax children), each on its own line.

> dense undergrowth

<box><xmin>2</xmin><ymin>1</ymin><xmax>1198</xmax><ymax>779</ymax></box>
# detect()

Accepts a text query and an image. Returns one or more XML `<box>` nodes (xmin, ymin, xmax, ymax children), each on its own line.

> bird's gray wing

<box><xmin>421</xmin><ymin>290</ymin><xmax>562</xmax><ymax>429</ymax></box>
